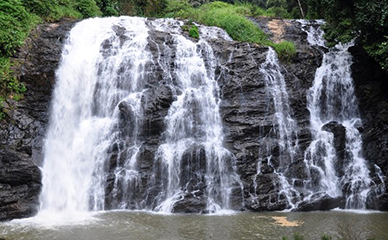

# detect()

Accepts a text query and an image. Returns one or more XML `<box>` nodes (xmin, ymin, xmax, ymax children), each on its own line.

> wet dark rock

<box><xmin>180</xmin><ymin>145</ymin><xmax>206</xmax><ymax>191</ymax></box>
<box><xmin>350</xmin><ymin>44</ymin><xmax>388</xmax><ymax>177</ymax></box>
<box><xmin>0</xmin><ymin>20</ymin><xmax>76</xmax><ymax>221</ymax></box>
<box><xmin>0</xmin><ymin>148</ymin><xmax>41</xmax><ymax>221</ymax></box>
<box><xmin>297</xmin><ymin>194</ymin><xmax>346</xmax><ymax>211</ymax></box>
<box><xmin>172</xmin><ymin>193</ymin><xmax>207</xmax><ymax>213</ymax></box>
<box><xmin>322</xmin><ymin>121</ymin><xmax>346</xmax><ymax>175</ymax></box>
<box><xmin>376</xmin><ymin>192</ymin><xmax>388</xmax><ymax>211</ymax></box>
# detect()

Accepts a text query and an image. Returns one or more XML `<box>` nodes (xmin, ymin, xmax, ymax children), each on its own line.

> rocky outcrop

<box><xmin>321</xmin><ymin>121</ymin><xmax>346</xmax><ymax>175</ymax></box>
<box><xmin>297</xmin><ymin>194</ymin><xmax>345</xmax><ymax>211</ymax></box>
<box><xmin>0</xmin><ymin>20</ymin><xmax>76</xmax><ymax>221</ymax></box>
<box><xmin>350</xmin><ymin>45</ymin><xmax>388</xmax><ymax>175</ymax></box>
<box><xmin>0</xmin><ymin>149</ymin><xmax>41</xmax><ymax>220</ymax></box>
<box><xmin>350</xmin><ymin>44</ymin><xmax>388</xmax><ymax>210</ymax></box>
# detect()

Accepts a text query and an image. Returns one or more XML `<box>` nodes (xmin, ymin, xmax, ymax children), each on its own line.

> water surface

<box><xmin>1</xmin><ymin>211</ymin><xmax>387</xmax><ymax>239</ymax></box>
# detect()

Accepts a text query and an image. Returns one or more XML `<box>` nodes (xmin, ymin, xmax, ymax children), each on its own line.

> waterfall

<box><xmin>146</xmin><ymin>19</ymin><xmax>242</xmax><ymax>213</ymax></box>
<box><xmin>38</xmin><ymin>16</ymin><xmax>384</xmax><ymax>215</ymax></box>
<box><xmin>40</xmin><ymin>16</ymin><xmax>242</xmax><ymax>214</ymax></box>
<box><xmin>300</xmin><ymin>20</ymin><xmax>385</xmax><ymax>209</ymax></box>
<box><xmin>253</xmin><ymin>47</ymin><xmax>300</xmax><ymax>209</ymax></box>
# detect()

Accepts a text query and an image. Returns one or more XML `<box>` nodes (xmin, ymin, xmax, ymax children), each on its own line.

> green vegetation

<box><xmin>270</xmin><ymin>41</ymin><xmax>296</xmax><ymax>61</ymax></box>
<box><xmin>189</xmin><ymin>25</ymin><xmax>199</xmax><ymax>38</ymax></box>
<box><xmin>0</xmin><ymin>0</ymin><xmax>301</xmax><ymax>120</ymax></box>
<box><xmin>230</xmin><ymin>0</ymin><xmax>388</xmax><ymax>72</ymax></box>
<box><xmin>164</xmin><ymin>1</ymin><xmax>296</xmax><ymax>60</ymax></box>
<box><xmin>165</xmin><ymin>1</ymin><xmax>268</xmax><ymax>44</ymax></box>
<box><xmin>315</xmin><ymin>0</ymin><xmax>388</xmax><ymax>71</ymax></box>
<box><xmin>321</xmin><ymin>234</ymin><xmax>332</xmax><ymax>240</ymax></box>
<box><xmin>0</xmin><ymin>0</ymin><xmax>109</xmax><ymax>120</ymax></box>
<box><xmin>113</xmin><ymin>0</ymin><xmax>167</xmax><ymax>16</ymax></box>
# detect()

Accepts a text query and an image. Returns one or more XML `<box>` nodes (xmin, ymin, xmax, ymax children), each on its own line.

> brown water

<box><xmin>1</xmin><ymin>210</ymin><xmax>387</xmax><ymax>240</ymax></box>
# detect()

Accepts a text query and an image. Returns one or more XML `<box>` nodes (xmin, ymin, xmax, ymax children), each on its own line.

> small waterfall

<box><xmin>253</xmin><ymin>47</ymin><xmax>300</xmax><ymax>209</ymax></box>
<box><xmin>300</xmin><ymin>21</ymin><xmax>384</xmax><ymax>209</ymax></box>
<box><xmin>146</xmin><ymin>19</ymin><xmax>242</xmax><ymax>213</ymax></box>
<box><xmin>40</xmin><ymin>17</ymin><xmax>242</xmax><ymax>214</ymax></box>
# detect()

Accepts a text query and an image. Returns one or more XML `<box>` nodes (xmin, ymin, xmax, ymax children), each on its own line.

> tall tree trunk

<box><xmin>297</xmin><ymin>0</ymin><xmax>305</xmax><ymax>19</ymax></box>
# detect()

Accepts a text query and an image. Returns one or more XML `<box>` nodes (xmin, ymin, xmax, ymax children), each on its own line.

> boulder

<box><xmin>297</xmin><ymin>193</ymin><xmax>346</xmax><ymax>211</ymax></box>
<box><xmin>321</xmin><ymin>121</ymin><xmax>346</xmax><ymax>175</ymax></box>
<box><xmin>0</xmin><ymin>148</ymin><xmax>41</xmax><ymax>221</ymax></box>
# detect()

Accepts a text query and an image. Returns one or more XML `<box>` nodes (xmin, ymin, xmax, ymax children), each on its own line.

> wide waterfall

<box><xmin>37</xmin><ymin>16</ymin><xmax>385</xmax><ymax>216</ymax></box>
<box><xmin>40</xmin><ymin>16</ymin><xmax>242</xmax><ymax>214</ymax></box>
<box><xmin>299</xmin><ymin>20</ymin><xmax>385</xmax><ymax>209</ymax></box>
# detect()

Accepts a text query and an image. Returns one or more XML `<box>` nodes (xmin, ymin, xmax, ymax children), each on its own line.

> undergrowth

<box><xmin>164</xmin><ymin>1</ymin><xmax>296</xmax><ymax>60</ymax></box>
<box><xmin>0</xmin><ymin>0</ymin><xmax>104</xmax><ymax>120</ymax></box>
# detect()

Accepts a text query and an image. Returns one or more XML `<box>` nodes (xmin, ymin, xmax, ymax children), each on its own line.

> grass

<box><xmin>0</xmin><ymin>0</ymin><xmax>103</xmax><ymax>121</ymax></box>
<box><xmin>271</xmin><ymin>41</ymin><xmax>297</xmax><ymax>61</ymax></box>
<box><xmin>163</xmin><ymin>1</ymin><xmax>296</xmax><ymax>60</ymax></box>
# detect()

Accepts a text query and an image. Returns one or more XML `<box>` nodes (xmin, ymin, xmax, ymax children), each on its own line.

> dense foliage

<box><xmin>0</xmin><ymin>0</ymin><xmax>107</xmax><ymax>119</ymax></box>
<box><xmin>314</xmin><ymin>0</ymin><xmax>388</xmax><ymax>71</ymax></box>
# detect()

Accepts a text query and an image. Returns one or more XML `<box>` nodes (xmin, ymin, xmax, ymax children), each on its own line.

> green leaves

<box><xmin>316</xmin><ymin>0</ymin><xmax>388</xmax><ymax>71</ymax></box>
<box><xmin>75</xmin><ymin>0</ymin><xmax>102</xmax><ymax>18</ymax></box>
<box><xmin>164</xmin><ymin>1</ymin><xmax>296</xmax><ymax>61</ymax></box>
<box><xmin>0</xmin><ymin>0</ymin><xmax>39</xmax><ymax>57</ymax></box>
<box><xmin>364</xmin><ymin>36</ymin><xmax>388</xmax><ymax>70</ymax></box>
<box><xmin>189</xmin><ymin>25</ymin><xmax>199</xmax><ymax>38</ymax></box>
<box><xmin>0</xmin><ymin>0</ymin><xmax>107</xmax><ymax>120</ymax></box>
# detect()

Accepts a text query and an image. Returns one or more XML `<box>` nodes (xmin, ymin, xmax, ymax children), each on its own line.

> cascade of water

<box><xmin>41</xmin><ymin>17</ymin><xmax>151</xmax><ymax>213</ymax></box>
<box><xmin>254</xmin><ymin>47</ymin><xmax>300</xmax><ymax>209</ymax></box>
<box><xmin>40</xmin><ymin>16</ymin><xmax>241</xmax><ymax>214</ymax></box>
<box><xmin>301</xmin><ymin>22</ymin><xmax>384</xmax><ymax>209</ymax></box>
<box><xmin>297</xmin><ymin>20</ymin><xmax>326</xmax><ymax>48</ymax></box>
<box><xmin>148</xmin><ymin>20</ymin><xmax>242</xmax><ymax>213</ymax></box>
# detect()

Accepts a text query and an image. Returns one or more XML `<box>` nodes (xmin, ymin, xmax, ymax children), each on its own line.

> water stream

<box><xmin>39</xmin><ymin>16</ymin><xmax>242</xmax><ymax>215</ymax></box>
<box><xmin>299</xmin><ymin>20</ymin><xmax>385</xmax><ymax>209</ymax></box>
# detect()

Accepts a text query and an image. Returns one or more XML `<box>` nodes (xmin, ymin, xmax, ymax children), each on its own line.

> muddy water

<box><xmin>1</xmin><ymin>211</ymin><xmax>387</xmax><ymax>240</ymax></box>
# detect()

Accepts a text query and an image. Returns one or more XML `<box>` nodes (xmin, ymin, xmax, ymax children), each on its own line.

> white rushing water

<box><xmin>301</xmin><ymin>21</ymin><xmax>384</xmax><ymax>209</ymax></box>
<box><xmin>148</xmin><ymin>19</ymin><xmax>242</xmax><ymax>213</ymax></box>
<box><xmin>253</xmin><ymin>47</ymin><xmax>300</xmax><ymax>209</ymax></box>
<box><xmin>40</xmin><ymin>16</ymin><xmax>241</xmax><ymax>215</ymax></box>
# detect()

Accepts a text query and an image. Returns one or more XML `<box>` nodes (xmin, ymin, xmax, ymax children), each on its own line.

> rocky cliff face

<box><xmin>1</xmin><ymin>17</ymin><xmax>387</xmax><ymax>220</ymax></box>
<box><xmin>350</xmin><ymin>44</ymin><xmax>388</xmax><ymax>210</ymax></box>
<box><xmin>0</xmin><ymin>21</ymin><xmax>76</xmax><ymax>221</ymax></box>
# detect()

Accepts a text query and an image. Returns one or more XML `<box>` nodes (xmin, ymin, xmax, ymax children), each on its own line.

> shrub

<box><xmin>321</xmin><ymin>234</ymin><xmax>332</xmax><ymax>240</ymax></box>
<box><xmin>0</xmin><ymin>0</ymin><xmax>39</xmax><ymax>57</ymax></box>
<box><xmin>165</xmin><ymin>1</ymin><xmax>269</xmax><ymax>45</ymax></box>
<box><xmin>189</xmin><ymin>25</ymin><xmax>199</xmax><ymax>38</ymax></box>
<box><xmin>267</xmin><ymin>6</ymin><xmax>293</xmax><ymax>18</ymax></box>
<box><xmin>75</xmin><ymin>0</ymin><xmax>102</xmax><ymax>18</ymax></box>
<box><xmin>1</xmin><ymin>0</ymin><xmax>104</xmax><ymax>121</ymax></box>
<box><xmin>293</xmin><ymin>233</ymin><xmax>304</xmax><ymax>240</ymax></box>
<box><xmin>254</xmin><ymin>7</ymin><xmax>276</xmax><ymax>17</ymax></box>
<box><xmin>163</xmin><ymin>1</ymin><xmax>298</xmax><ymax>61</ymax></box>
<box><xmin>0</xmin><ymin>57</ymin><xmax>26</xmax><ymax>95</ymax></box>
<box><xmin>272</xmin><ymin>41</ymin><xmax>296</xmax><ymax>61</ymax></box>
<box><xmin>364</xmin><ymin>36</ymin><xmax>388</xmax><ymax>71</ymax></box>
